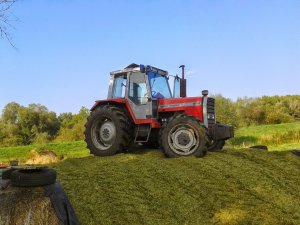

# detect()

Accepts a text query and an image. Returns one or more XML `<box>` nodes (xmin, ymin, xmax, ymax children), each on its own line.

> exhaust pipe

<box><xmin>179</xmin><ymin>65</ymin><xmax>187</xmax><ymax>97</ymax></box>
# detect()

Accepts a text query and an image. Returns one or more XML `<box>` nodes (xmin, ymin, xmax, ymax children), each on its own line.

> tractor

<box><xmin>84</xmin><ymin>63</ymin><xmax>234</xmax><ymax>157</ymax></box>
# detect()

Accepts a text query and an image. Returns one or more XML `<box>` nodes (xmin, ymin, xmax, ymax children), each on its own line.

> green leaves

<box><xmin>212</xmin><ymin>94</ymin><xmax>300</xmax><ymax>127</ymax></box>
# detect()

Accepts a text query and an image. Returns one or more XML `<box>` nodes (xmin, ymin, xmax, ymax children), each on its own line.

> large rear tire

<box><xmin>159</xmin><ymin>114</ymin><xmax>208</xmax><ymax>158</ymax></box>
<box><xmin>84</xmin><ymin>105</ymin><xmax>132</xmax><ymax>156</ymax></box>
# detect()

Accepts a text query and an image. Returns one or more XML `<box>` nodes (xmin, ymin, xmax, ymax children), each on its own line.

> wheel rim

<box><xmin>168</xmin><ymin>124</ymin><xmax>199</xmax><ymax>155</ymax></box>
<box><xmin>91</xmin><ymin>118</ymin><xmax>116</xmax><ymax>150</ymax></box>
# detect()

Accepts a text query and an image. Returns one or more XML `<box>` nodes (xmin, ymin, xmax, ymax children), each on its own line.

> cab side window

<box><xmin>112</xmin><ymin>75</ymin><xmax>126</xmax><ymax>98</ymax></box>
<box><xmin>128</xmin><ymin>72</ymin><xmax>148</xmax><ymax>105</ymax></box>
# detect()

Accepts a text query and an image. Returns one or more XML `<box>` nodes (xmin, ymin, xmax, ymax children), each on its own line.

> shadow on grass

<box><xmin>126</xmin><ymin>144</ymin><xmax>161</xmax><ymax>155</ymax></box>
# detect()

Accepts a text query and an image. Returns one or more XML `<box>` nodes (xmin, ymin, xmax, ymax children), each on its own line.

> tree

<box><xmin>212</xmin><ymin>94</ymin><xmax>238</xmax><ymax>127</ymax></box>
<box><xmin>0</xmin><ymin>102</ymin><xmax>60</xmax><ymax>146</ymax></box>
<box><xmin>17</xmin><ymin>104</ymin><xmax>60</xmax><ymax>144</ymax></box>
<box><xmin>55</xmin><ymin>107</ymin><xmax>89</xmax><ymax>142</ymax></box>
<box><xmin>2</xmin><ymin>101</ymin><xmax>20</xmax><ymax>124</ymax></box>
<box><xmin>0</xmin><ymin>0</ymin><xmax>18</xmax><ymax>47</ymax></box>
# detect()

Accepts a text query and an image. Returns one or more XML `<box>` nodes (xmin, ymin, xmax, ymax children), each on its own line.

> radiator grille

<box><xmin>207</xmin><ymin>97</ymin><xmax>215</xmax><ymax>128</ymax></box>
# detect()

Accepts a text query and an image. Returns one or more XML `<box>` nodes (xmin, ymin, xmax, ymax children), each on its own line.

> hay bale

<box><xmin>0</xmin><ymin>182</ymin><xmax>79</xmax><ymax>225</ymax></box>
<box><xmin>25</xmin><ymin>150</ymin><xmax>60</xmax><ymax>165</ymax></box>
<box><xmin>0</xmin><ymin>185</ymin><xmax>60</xmax><ymax>225</ymax></box>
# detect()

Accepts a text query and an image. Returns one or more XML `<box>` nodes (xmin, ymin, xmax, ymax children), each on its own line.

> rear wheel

<box><xmin>84</xmin><ymin>105</ymin><xmax>132</xmax><ymax>156</ymax></box>
<box><xmin>159</xmin><ymin>115</ymin><xmax>208</xmax><ymax>158</ymax></box>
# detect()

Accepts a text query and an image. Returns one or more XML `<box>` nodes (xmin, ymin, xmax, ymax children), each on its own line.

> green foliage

<box><xmin>2</xmin><ymin>102</ymin><xmax>21</xmax><ymax>124</ymax></box>
<box><xmin>213</xmin><ymin>94</ymin><xmax>300</xmax><ymax>127</ymax></box>
<box><xmin>0</xmin><ymin>102</ymin><xmax>60</xmax><ymax>146</ymax></box>
<box><xmin>0</xmin><ymin>102</ymin><xmax>90</xmax><ymax>147</ymax></box>
<box><xmin>33</xmin><ymin>132</ymin><xmax>52</xmax><ymax>144</ymax></box>
<box><xmin>55</xmin><ymin>107</ymin><xmax>89</xmax><ymax>142</ymax></box>
<box><xmin>212</xmin><ymin>94</ymin><xmax>238</xmax><ymax>127</ymax></box>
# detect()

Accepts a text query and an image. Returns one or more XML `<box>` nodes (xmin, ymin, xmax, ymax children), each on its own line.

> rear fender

<box><xmin>91</xmin><ymin>98</ymin><xmax>125</xmax><ymax>111</ymax></box>
<box><xmin>90</xmin><ymin>99</ymin><xmax>161</xmax><ymax>128</ymax></box>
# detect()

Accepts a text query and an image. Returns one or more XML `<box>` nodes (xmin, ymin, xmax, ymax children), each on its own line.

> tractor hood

<box><xmin>157</xmin><ymin>97</ymin><xmax>204</xmax><ymax>121</ymax></box>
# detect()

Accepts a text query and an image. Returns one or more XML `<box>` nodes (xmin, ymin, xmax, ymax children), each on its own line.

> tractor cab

<box><xmin>108</xmin><ymin>63</ymin><xmax>174</xmax><ymax>99</ymax></box>
<box><xmin>107</xmin><ymin>63</ymin><xmax>178</xmax><ymax>120</ymax></box>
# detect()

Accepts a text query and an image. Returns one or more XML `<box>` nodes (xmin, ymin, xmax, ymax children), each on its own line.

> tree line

<box><xmin>0</xmin><ymin>94</ymin><xmax>300</xmax><ymax>147</ymax></box>
<box><xmin>0</xmin><ymin>102</ymin><xmax>89</xmax><ymax>147</ymax></box>
<box><xmin>213</xmin><ymin>94</ymin><xmax>300</xmax><ymax>127</ymax></box>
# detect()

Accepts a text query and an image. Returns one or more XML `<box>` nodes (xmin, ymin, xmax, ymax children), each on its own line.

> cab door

<box><xmin>127</xmin><ymin>72</ymin><xmax>153</xmax><ymax>120</ymax></box>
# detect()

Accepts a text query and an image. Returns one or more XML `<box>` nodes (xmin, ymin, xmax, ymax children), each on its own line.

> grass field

<box><xmin>230</xmin><ymin>121</ymin><xmax>300</xmax><ymax>150</ymax></box>
<box><xmin>53</xmin><ymin>148</ymin><xmax>300</xmax><ymax>225</ymax></box>
<box><xmin>0</xmin><ymin>123</ymin><xmax>300</xmax><ymax>224</ymax></box>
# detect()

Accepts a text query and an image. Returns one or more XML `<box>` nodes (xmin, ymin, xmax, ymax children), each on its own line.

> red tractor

<box><xmin>84</xmin><ymin>64</ymin><xmax>234</xmax><ymax>157</ymax></box>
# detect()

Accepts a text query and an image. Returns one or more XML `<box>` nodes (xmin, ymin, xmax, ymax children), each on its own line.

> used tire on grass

<box><xmin>159</xmin><ymin>114</ymin><xmax>208</xmax><ymax>158</ymax></box>
<box><xmin>11</xmin><ymin>168</ymin><xmax>56</xmax><ymax>187</ymax></box>
<box><xmin>208</xmin><ymin>140</ymin><xmax>225</xmax><ymax>151</ymax></box>
<box><xmin>84</xmin><ymin>105</ymin><xmax>132</xmax><ymax>156</ymax></box>
<box><xmin>250</xmin><ymin>145</ymin><xmax>268</xmax><ymax>150</ymax></box>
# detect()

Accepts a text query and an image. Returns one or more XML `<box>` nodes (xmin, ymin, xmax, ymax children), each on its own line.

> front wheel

<box><xmin>159</xmin><ymin>115</ymin><xmax>208</xmax><ymax>158</ymax></box>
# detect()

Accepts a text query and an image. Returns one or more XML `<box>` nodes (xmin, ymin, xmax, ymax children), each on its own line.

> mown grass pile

<box><xmin>53</xmin><ymin>148</ymin><xmax>300</xmax><ymax>225</ymax></box>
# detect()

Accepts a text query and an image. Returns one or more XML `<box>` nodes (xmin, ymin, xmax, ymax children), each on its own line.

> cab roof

<box><xmin>110</xmin><ymin>63</ymin><xmax>168</xmax><ymax>76</ymax></box>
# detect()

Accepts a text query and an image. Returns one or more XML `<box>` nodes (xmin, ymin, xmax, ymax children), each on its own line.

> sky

<box><xmin>0</xmin><ymin>0</ymin><xmax>299</xmax><ymax>114</ymax></box>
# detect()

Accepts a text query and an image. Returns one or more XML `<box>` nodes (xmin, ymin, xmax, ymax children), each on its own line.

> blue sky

<box><xmin>0</xmin><ymin>0</ymin><xmax>299</xmax><ymax>114</ymax></box>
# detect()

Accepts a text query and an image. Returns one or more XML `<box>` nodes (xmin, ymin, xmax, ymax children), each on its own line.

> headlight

<box><xmin>208</xmin><ymin>113</ymin><xmax>215</xmax><ymax>120</ymax></box>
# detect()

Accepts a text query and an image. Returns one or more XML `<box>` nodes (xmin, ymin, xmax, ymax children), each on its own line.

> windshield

<box><xmin>148</xmin><ymin>72</ymin><xmax>171</xmax><ymax>99</ymax></box>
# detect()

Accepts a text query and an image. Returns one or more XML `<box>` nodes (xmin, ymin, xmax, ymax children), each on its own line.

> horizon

<box><xmin>1</xmin><ymin>1</ymin><xmax>299</xmax><ymax>114</ymax></box>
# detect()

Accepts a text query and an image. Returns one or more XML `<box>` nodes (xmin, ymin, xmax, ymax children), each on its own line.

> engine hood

<box><xmin>158</xmin><ymin>97</ymin><xmax>203</xmax><ymax>110</ymax></box>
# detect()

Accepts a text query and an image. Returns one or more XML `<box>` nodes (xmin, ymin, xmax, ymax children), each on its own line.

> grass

<box><xmin>1</xmin><ymin>123</ymin><xmax>300</xmax><ymax>224</ymax></box>
<box><xmin>52</xmin><ymin>148</ymin><xmax>300</xmax><ymax>225</ymax></box>
<box><xmin>230</xmin><ymin>121</ymin><xmax>300</xmax><ymax>150</ymax></box>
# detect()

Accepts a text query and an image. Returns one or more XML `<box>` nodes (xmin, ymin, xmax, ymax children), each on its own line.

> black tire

<box><xmin>84</xmin><ymin>105</ymin><xmax>132</xmax><ymax>156</ymax></box>
<box><xmin>292</xmin><ymin>150</ymin><xmax>300</xmax><ymax>157</ymax></box>
<box><xmin>249</xmin><ymin>145</ymin><xmax>268</xmax><ymax>150</ymax></box>
<box><xmin>2</xmin><ymin>168</ymin><xmax>16</xmax><ymax>180</ymax></box>
<box><xmin>11</xmin><ymin>168</ymin><xmax>56</xmax><ymax>187</ymax></box>
<box><xmin>159</xmin><ymin>114</ymin><xmax>208</xmax><ymax>158</ymax></box>
<box><xmin>208</xmin><ymin>140</ymin><xmax>225</xmax><ymax>151</ymax></box>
